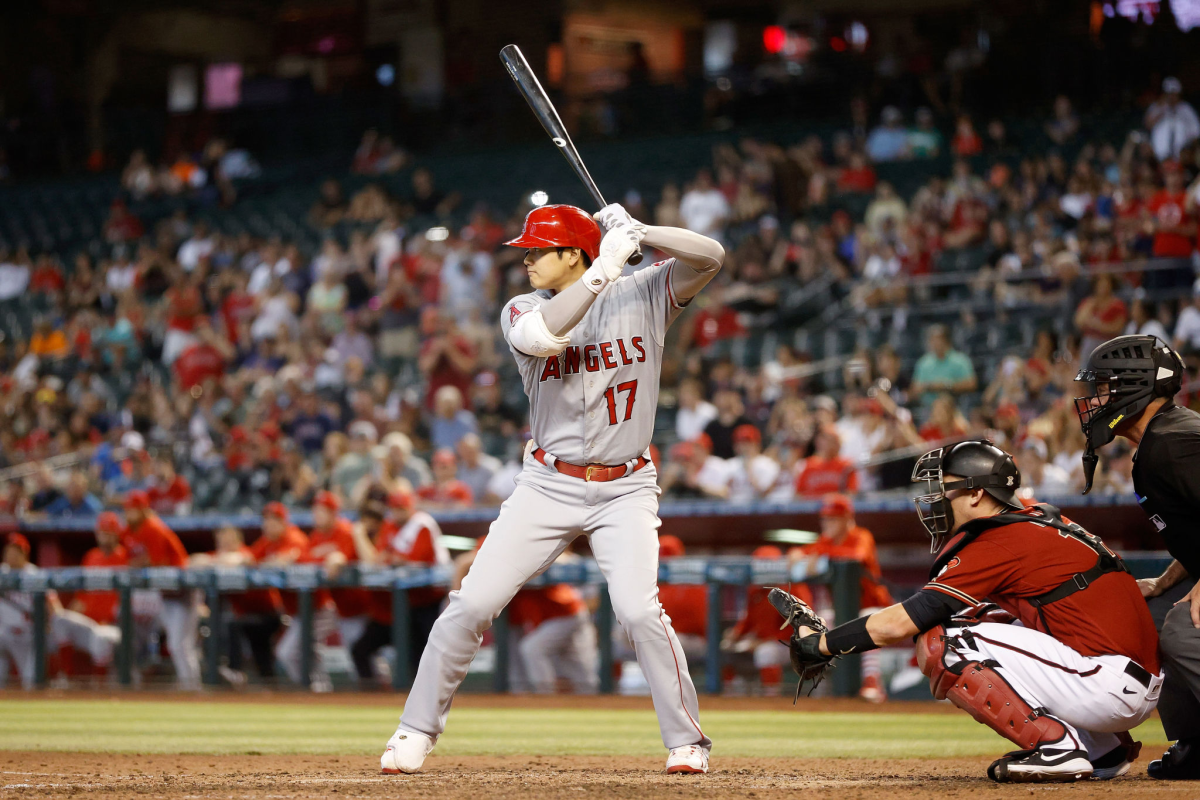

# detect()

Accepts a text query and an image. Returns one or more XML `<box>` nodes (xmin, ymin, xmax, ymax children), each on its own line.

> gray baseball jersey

<box><xmin>502</xmin><ymin>258</ymin><xmax>686</xmax><ymax>465</ymax></box>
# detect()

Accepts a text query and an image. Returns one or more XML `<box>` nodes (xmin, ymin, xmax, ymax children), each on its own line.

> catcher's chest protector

<box><xmin>917</xmin><ymin>626</ymin><xmax>1068</xmax><ymax>750</ymax></box>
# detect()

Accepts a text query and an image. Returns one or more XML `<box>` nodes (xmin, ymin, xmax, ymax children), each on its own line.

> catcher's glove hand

<box><xmin>768</xmin><ymin>587</ymin><xmax>836</xmax><ymax>702</ymax></box>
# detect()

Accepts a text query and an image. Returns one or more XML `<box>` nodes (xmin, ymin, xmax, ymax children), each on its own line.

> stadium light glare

<box><xmin>425</xmin><ymin>226</ymin><xmax>450</xmax><ymax>242</ymax></box>
<box><xmin>530</xmin><ymin>190</ymin><xmax>549</xmax><ymax>206</ymax></box>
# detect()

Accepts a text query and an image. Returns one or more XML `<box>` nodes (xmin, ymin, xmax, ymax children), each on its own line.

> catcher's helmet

<box><xmin>911</xmin><ymin>440</ymin><xmax>1021</xmax><ymax>552</ymax></box>
<box><xmin>1073</xmin><ymin>335</ymin><xmax>1183</xmax><ymax>494</ymax></box>
<box><xmin>504</xmin><ymin>204</ymin><xmax>601</xmax><ymax>261</ymax></box>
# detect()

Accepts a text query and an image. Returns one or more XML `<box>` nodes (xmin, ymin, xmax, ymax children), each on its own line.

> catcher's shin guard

<box><xmin>917</xmin><ymin>627</ymin><xmax>1069</xmax><ymax>750</ymax></box>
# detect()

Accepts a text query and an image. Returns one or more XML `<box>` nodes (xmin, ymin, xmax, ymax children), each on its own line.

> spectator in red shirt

<box><xmin>688</xmin><ymin>286</ymin><xmax>745</xmax><ymax>351</ymax></box>
<box><xmin>418</xmin><ymin>311</ymin><xmax>478</xmax><ymax>410</ymax></box>
<box><xmin>794</xmin><ymin>427</ymin><xmax>859</xmax><ymax>497</ymax></box>
<box><xmin>1148</xmin><ymin>164</ymin><xmax>1197</xmax><ymax>259</ymax></box>
<box><xmin>837</xmin><ymin>152</ymin><xmax>878</xmax><ymax>194</ymax></box>
<box><xmin>417</xmin><ymin>449</ymin><xmax>474</xmax><ymax>509</ymax></box>
<box><xmin>950</xmin><ymin>115</ymin><xmax>983</xmax><ymax>156</ymax></box>
<box><xmin>919</xmin><ymin>394</ymin><xmax>969</xmax><ymax>442</ymax></box>
<box><xmin>147</xmin><ymin>456</ymin><xmax>192</xmax><ymax>516</ymax></box>
<box><xmin>173</xmin><ymin>318</ymin><xmax>232</xmax><ymax>393</ymax></box>
<box><xmin>28</xmin><ymin>256</ymin><xmax>65</xmax><ymax>297</ymax></box>
<box><xmin>1074</xmin><ymin>273</ymin><xmax>1128</xmax><ymax>360</ymax></box>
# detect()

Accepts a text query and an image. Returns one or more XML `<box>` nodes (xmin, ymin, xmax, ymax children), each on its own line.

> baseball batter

<box><xmin>381</xmin><ymin>203</ymin><xmax>724</xmax><ymax>774</ymax></box>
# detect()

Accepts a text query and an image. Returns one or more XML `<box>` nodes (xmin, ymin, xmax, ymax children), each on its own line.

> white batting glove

<box><xmin>593</xmin><ymin>203</ymin><xmax>642</xmax><ymax>232</ymax></box>
<box><xmin>582</xmin><ymin>223</ymin><xmax>643</xmax><ymax>293</ymax></box>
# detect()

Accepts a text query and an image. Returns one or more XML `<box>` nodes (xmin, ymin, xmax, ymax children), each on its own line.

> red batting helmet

<box><xmin>505</xmin><ymin>205</ymin><xmax>602</xmax><ymax>261</ymax></box>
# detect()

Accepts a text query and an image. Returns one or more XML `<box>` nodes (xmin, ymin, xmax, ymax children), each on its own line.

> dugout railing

<box><xmin>0</xmin><ymin>556</ymin><xmax>866</xmax><ymax>696</ymax></box>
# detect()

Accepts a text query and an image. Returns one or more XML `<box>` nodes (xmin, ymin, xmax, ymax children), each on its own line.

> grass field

<box><xmin>0</xmin><ymin>698</ymin><xmax>1170</xmax><ymax>758</ymax></box>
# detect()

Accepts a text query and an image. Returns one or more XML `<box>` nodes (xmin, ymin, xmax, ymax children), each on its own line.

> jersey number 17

<box><xmin>603</xmin><ymin>380</ymin><xmax>639</xmax><ymax>425</ymax></box>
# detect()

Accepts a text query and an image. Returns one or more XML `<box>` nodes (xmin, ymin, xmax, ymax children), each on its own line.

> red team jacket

<box><xmin>925</xmin><ymin>506</ymin><xmax>1160</xmax><ymax>673</ymax></box>
<box><xmin>303</xmin><ymin>518</ymin><xmax>370</xmax><ymax>618</ymax></box>
<box><xmin>248</xmin><ymin>524</ymin><xmax>309</xmax><ymax>616</ymax></box>
<box><xmin>369</xmin><ymin>512</ymin><xmax>449</xmax><ymax>624</ymax></box>
<box><xmin>77</xmin><ymin>544</ymin><xmax>130</xmax><ymax>624</ymax></box>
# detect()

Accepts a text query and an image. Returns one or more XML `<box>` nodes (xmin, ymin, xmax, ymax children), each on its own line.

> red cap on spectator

<box><xmin>96</xmin><ymin>511</ymin><xmax>123</xmax><ymax>534</ymax></box>
<box><xmin>263</xmin><ymin>502</ymin><xmax>289</xmax><ymax>522</ymax></box>
<box><xmin>124</xmin><ymin>490</ymin><xmax>150</xmax><ymax>510</ymax></box>
<box><xmin>659</xmin><ymin>535</ymin><xmax>686</xmax><ymax>559</ymax></box>
<box><xmin>820</xmin><ymin>493</ymin><xmax>855</xmax><ymax>518</ymax></box>
<box><xmin>229</xmin><ymin>426</ymin><xmax>249</xmax><ymax>444</ymax></box>
<box><xmin>694</xmin><ymin>433</ymin><xmax>713</xmax><ymax>453</ymax></box>
<box><xmin>669</xmin><ymin>441</ymin><xmax>696</xmax><ymax>462</ymax></box>
<box><xmin>751</xmin><ymin>545</ymin><xmax>783</xmax><ymax>559</ymax></box>
<box><xmin>4</xmin><ymin>533</ymin><xmax>30</xmax><ymax>556</ymax></box>
<box><xmin>387</xmin><ymin>489</ymin><xmax>415</xmax><ymax>512</ymax></box>
<box><xmin>313</xmin><ymin>491</ymin><xmax>341</xmax><ymax>513</ymax></box>
<box><xmin>732</xmin><ymin>424</ymin><xmax>761</xmax><ymax>445</ymax></box>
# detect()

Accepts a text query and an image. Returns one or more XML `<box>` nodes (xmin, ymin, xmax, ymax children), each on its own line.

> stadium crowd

<box><xmin>2</xmin><ymin>78</ymin><xmax>1200</xmax><ymax>691</ymax></box>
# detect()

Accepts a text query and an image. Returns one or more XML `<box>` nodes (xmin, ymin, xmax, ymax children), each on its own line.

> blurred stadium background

<box><xmin>0</xmin><ymin>0</ymin><xmax>1197</xmax><ymax>699</ymax></box>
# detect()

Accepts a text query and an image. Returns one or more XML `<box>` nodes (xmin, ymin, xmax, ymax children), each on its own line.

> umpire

<box><xmin>1075</xmin><ymin>334</ymin><xmax>1200</xmax><ymax>779</ymax></box>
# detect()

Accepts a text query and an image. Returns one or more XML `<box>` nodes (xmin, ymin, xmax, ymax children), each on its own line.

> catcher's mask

<box><xmin>911</xmin><ymin>440</ymin><xmax>1022</xmax><ymax>553</ymax></box>
<box><xmin>1073</xmin><ymin>335</ymin><xmax>1182</xmax><ymax>494</ymax></box>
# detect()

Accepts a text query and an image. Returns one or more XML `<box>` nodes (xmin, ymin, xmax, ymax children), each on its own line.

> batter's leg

<box><xmin>587</xmin><ymin>487</ymin><xmax>711</xmax><ymax>751</ymax></box>
<box><xmin>398</xmin><ymin>479</ymin><xmax>583</xmax><ymax>738</ymax></box>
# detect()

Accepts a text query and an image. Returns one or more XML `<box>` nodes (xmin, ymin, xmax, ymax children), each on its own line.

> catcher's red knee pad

<box><xmin>944</xmin><ymin>660</ymin><xmax>1068</xmax><ymax>749</ymax></box>
<box><xmin>917</xmin><ymin>626</ymin><xmax>1067</xmax><ymax>750</ymax></box>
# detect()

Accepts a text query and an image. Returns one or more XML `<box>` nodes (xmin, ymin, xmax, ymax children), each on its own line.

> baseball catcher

<box><xmin>772</xmin><ymin>440</ymin><xmax>1161</xmax><ymax>783</ymax></box>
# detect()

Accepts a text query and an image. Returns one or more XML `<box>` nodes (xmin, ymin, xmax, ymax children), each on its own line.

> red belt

<box><xmin>533</xmin><ymin>448</ymin><xmax>648</xmax><ymax>482</ymax></box>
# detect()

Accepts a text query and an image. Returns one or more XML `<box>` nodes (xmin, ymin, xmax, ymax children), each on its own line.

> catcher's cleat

<box><xmin>767</xmin><ymin>587</ymin><xmax>836</xmax><ymax>702</ymax></box>
<box><xmin>381</xmin><ymin>729</ymin><xmax>436</xmax><ymax>774</ymax></box>
<box><xmin>666</xmin><ymin>744</ymin><xmax>709</xmax><ymax>774</ymax></box>
<box><xmin>1091</xmin><ymin>735</ymin><xmax>1141</xmax><ymax>780</ymax></box>
<box><xmin>987</xmin><ymin>748</ymin><xmax>1093</xmax><ymax>783</ymax></box>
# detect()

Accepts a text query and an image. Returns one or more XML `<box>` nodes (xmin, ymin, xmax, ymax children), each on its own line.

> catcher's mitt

<box><xmin>768</xmin><ymin>587</ymin><xmax>836</xmax><ymax>702</ymax></box>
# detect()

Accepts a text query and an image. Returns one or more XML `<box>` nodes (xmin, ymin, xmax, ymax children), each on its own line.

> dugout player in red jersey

<box><xmin>1073</xmin><ymin>334</ymin><xmax>1200</xmax><ymax>779</ymax></box>
<box><xmin>774</xmin><ymin>440</ymin><xmax>1161</xmax><ymax>783</ymax></box>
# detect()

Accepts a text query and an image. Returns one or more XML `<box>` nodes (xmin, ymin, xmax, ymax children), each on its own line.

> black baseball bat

<box><xmin>499</xmin><ymin>43</ymin><xmax>641</xmax><ymax>264</ymax></box>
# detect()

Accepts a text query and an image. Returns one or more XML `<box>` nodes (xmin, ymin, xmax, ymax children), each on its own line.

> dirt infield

<box><xmin>3</xmin><ymin>752</ymin><xmax>1197</xmax><ymax>800</ymax></box>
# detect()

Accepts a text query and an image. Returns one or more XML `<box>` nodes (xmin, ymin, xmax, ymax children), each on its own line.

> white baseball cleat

<box><xmin>666</xmin><ymin>744</ymin><xmax>709</xmax><ymax>774</ymax></box>
<box><xmin>380</xmin><ymin>729</ymin><xmax>436</xmax><ymax>774</ymax></box>
<box><xmin>988</xmin><ymin>748</ymin><xmax>1093</xmax><ymax>783</ymax></box>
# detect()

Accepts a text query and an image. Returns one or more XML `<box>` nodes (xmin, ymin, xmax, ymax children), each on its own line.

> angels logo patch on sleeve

<box><xmin>508</xmin><ymin>305</ymin><xmax>525</xmax><ymax>325</ymax></box>
<box><xmin>1150</xmin><ymin>514</ymin><xmax>1167</xmax><ymax>532</ymax></box>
